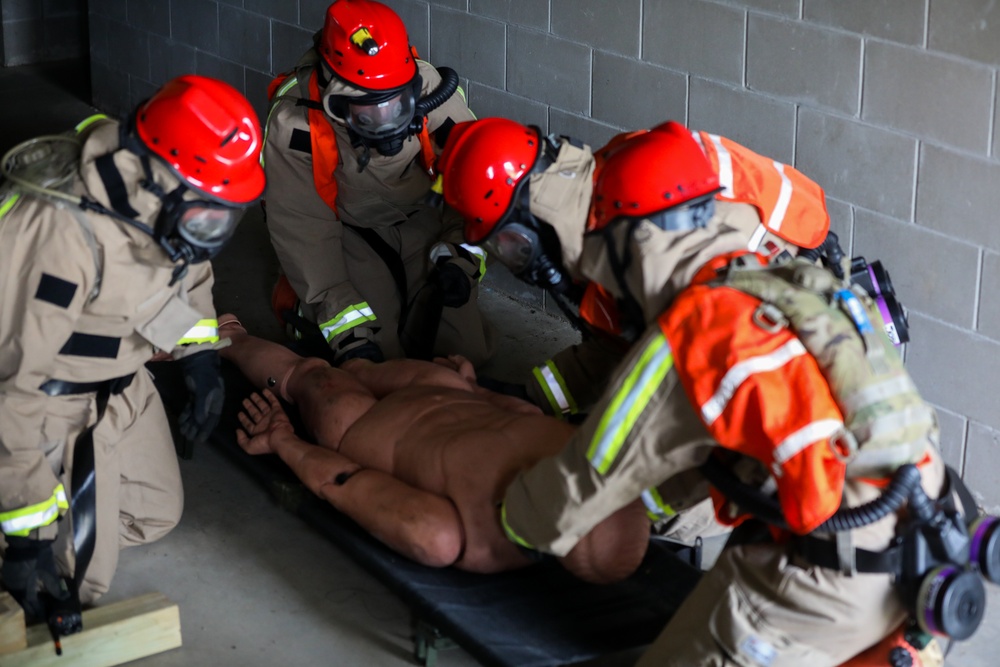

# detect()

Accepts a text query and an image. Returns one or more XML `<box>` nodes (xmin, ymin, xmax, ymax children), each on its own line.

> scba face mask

<box><xmin>159</xmin><ymin>195</ymin><xmax>246</xmax><ymax>262</ymax></box>
<box><xmin>325</xmin><ymin>77</ymin><xmax>421</xmax><ymax>157</ymax></box>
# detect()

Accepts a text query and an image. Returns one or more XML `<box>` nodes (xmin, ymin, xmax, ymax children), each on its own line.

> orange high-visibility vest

<box><xmin>268</xmin><ymin>68</ymin><xmax>438</xmax><ymax>214</ymax></box>
<box><xmin>659</xmin><ymin>252</ymin><xmax>849</xmax><ymax>534</ymax></box>
<box><xmin>690</xmin><ymin>131</ymin><xmax>829</xmax><ymax>251</ymax></box>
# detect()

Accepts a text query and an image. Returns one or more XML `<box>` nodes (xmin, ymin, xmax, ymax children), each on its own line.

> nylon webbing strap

<box><xmin>346</xmin><ymin>224</ymin><xmax>409</xmax><ymax>312</ymax></box>
<box><xmin>93</xmin><ymin>153</ymin><xmax>139</xmax><ymax>218</ymax></box>
<box><xmin>70</xmin><ymin>384</ymin><xmax>110</xmax><ymax>592</ymax></box>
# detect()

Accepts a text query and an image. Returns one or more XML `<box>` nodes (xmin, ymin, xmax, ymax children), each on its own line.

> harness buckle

<box><xmin>752</xmin><ymin>303</ymin><xmax>787</xmax><ymax>333</ymax></box>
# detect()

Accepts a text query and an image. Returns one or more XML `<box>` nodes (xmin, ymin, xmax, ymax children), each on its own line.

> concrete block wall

<box><xmin>0</xmin><ymin>0</ymin><xmax>87</xmax><ymax>66</ymax></box>
<box><xmin>86</xmin><ymin>0</ymin><xmax>1000</xmax><ymax>507</ymax></box>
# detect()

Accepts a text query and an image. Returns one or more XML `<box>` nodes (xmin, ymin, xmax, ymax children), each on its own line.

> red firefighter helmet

<box><xmin>134</xmin><ymin>75</ymin><xmax>265</xmax><ymax>204</ymax></box>
<box><xmin>437</xmin><ymin>118</ymin><xmax>542</xmax><ymax>243</ymax></box>
<box><xmin>588</xmin><ymin>120</ymin><xmax>719</xmax><ymax>232</ymax></box>
<box><xmin>319</xmin><ymin>0</ymin><xmax>418</xmax><ymax>92</ymax></box>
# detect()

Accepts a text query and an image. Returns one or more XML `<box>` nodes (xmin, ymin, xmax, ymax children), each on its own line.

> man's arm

<box><xmin>237</xmin><ymin>390</ymin><xmax>464</xmax><ymax>567</ymax></box>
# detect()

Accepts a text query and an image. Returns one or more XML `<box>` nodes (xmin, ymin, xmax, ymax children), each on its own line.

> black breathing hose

<box><xmin>699</xmin><ymin>458</ymin><xmax>925</xmax><ymax>534</ymax></box>
<box><xmin>415</xmin><ymin>67</ymin><xmax>459</xmax><ymax>118</ymax></box>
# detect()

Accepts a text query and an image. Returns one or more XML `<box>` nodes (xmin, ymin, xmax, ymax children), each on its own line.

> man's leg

<box><xmin>238</xmin><ymin>390</ymin><xmax>464</xmax><ymax>568</ymax></box>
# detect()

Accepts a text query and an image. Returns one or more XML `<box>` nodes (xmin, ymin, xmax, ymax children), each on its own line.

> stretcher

<box><xmin>152</xmin><ymin>360</ymin><xmax>703</xmax><ymax>667</ymax></box>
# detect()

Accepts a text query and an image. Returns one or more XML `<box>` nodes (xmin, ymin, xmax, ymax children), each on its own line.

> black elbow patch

<box><xmin>35</xmin><ymin>273</ymin><xmax>77</xmax><ymax>308</ymax></box>
<box><xmin>432</xmin><ymin>118</ymin><xmax>457</xmax><ymax>149</ymax></box>
<box><xmin>59</xmin><ymin>332</ymin><xmax>121</xmax><ymax>358</ymax></box>
<box><xmin>289</xmin><ymin>128</ymin><xmax>312</xmax><ymax>154</ymax></box>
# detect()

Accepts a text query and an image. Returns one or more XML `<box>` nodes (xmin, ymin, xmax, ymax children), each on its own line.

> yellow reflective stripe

<box><xmin>641</xmin><ymin>487</ymin><xmax>676</xmax><ymax>522</ymax></box>
<box><xmin>261</xmin><ymin>75</ymin><xmax>301</xmax><ymax>167</ymax></box>
<box><xmin>0</xmin><ymin>192</ymin><xmax>21</xmax><ymax>219</ymax></box>
<box><xmin>176</xmin><ymin>318</ymin><xmax>220</xmax><ymax>345</ymax></box>
<box><xmin>460</xmin><ymin>243</ymin><xmax>488</xmax><ymax>281</ymax></box>
<box><xmin>587</xmin><ymin>334</ymin><xmax>673</xmax><ymax>475</ymax></box>
<box><xmin>75</xmin><ymin>113</ymin><xmax>109</xmax><ymax>134</ymax></box>
<box><xmin>0</xmin><ymin>484</ymin><xmax>67</xmax><ymax>536</ymax></box>
<box><xmin>531</xmin><ymin>360</ymin><xmax>577</xmax><ymax>416</ymax></box>
<box><xmin>700</xmin><ymin>338</ymin><xmax>806</xmax><ymax>426</ymax></box>
<box><xmin>320</xmin><ymin>303</ymin><xmax>376</xmax><ymax>341</ymax></box>
<box><xmin>500</xmin><ymin>503</ymin><xmax>533</xmax><ymax>549</ymax></box>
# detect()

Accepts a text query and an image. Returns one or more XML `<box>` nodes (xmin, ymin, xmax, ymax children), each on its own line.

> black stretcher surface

<box><xmin>152</xmin><ymin>360</ymin><xmax>703</xmax><ymax>667</ymax></box>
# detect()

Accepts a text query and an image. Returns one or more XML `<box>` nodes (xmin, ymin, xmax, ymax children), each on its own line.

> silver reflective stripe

<box><xmin>320</xmin><ymin>304</ymin><xmax>376</xmax><ymax>341</ymax></box>
<box><xmin>179</xmin><ymin>323</ymin><xmax>218</xmax><ymax>343</ymax></box>
<box><xmin>840</xmin><ymin>374</ymin><xmax>917</xmax><ymax>415</ymax></box>
<box><xmin>766</xmin><ymin>160</ymin><xmax>794</xmax><ymax>234</ymax></box>
<box><xmin>747</xmin><ymin>223</ymin><xmax>768</xmax><ymax>252</ymax></box>
<box><xmin>707</xmin><ymin>133</ymin><xmax>734</xmax><ymax>198</ymax></box>
<box><xmin>701</xmin><ymin>338</ymin><xmax>807</xmax><ymax>425</ymax></box>
<box><xmin>587</xmin><ymin>334</ymin><xmax>673</xmax><ymax>474</ymax></box>
<box><xmin>641</xmin><ymin>488</ymin><xmax>676</xmax><ymax>520</ymax></box>
<box><xmin>537</xmin><ymin>363</ymin><xmax>571</xmax><ymax>414</ymax></box>
<box><xmin>773</xmin><ymin>418</ymin><xmax>845</xmax><ymax>466</ymax></box>
<box><xmin>0</xmin><ymin>486</ymin><xmax>66</xmax><ymax>536</ymax></box>
<box><xmin>461</xmin><ymin>243</ymin><xmax>486</xmax><ymax>259</ymax></box>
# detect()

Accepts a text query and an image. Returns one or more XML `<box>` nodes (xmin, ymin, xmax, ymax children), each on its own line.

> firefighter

<box><xmin>263</xmin><ymin>0</ymin><xmax>493</xmax><ymax>365</ymax></box>
<box><xmin>473</xmin><ymin>122</ymin><xmax>833</xmax><ymax>422</ymax></box>
<box><xmin>0</xmin><ymin>75</ymin><xmax>265</xmax><ymax>625</ymax></box>
<box><xmin>439</xmin><ymin>119</ymin><xmax>959</xmax><ymax>666</ymax></box>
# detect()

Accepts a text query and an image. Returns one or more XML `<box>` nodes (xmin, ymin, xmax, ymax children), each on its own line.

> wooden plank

<box><xmin>0</xmin><ymin>591</ymin><xmax>27</xmax><ymax>655</ymax></box>
<box><xmin>2</xmin><ymin>592</ymin><xmax>181</xmax><ymax>667</ymax></box>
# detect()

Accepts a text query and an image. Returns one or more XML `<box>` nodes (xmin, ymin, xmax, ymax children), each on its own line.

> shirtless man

<box><xmin>218</xmin><ymin>318</ymin><xmax>649</xmax><ymax>584</ymax></box>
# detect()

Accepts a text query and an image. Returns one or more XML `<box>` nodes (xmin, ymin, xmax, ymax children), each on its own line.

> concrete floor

<box><xmin>3</xmin><ymin>59</ymin><xmax>1000</xmax><ymax>666</ymax></box>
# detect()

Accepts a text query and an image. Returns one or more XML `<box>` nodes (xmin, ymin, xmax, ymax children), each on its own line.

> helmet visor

<box><xmin>345</xmin><ymin>89</ymin><xmax>416</xmax><ymax>140</ymax></box>
<box><xmin>483</xmin><ymin>223</ymin><xmax>540</xmax><ymax>275</ymax></box>
<box><xmin>176</xmin><ymin>201</ymin><xmax>244</xmax><ymax>248</ymax></box>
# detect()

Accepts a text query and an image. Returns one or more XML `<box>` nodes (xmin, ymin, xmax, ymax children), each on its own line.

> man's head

<box><xmin>317</xmin><ymin>0</ymin><xmax>420</xmax><ymax>156</ymax></box>
<box><xmin>122</xmin><ymin>75</ymin><xmax>265</xmax><ymax>266</ymax></box>
<box><xmin>437</xmin><ymin>118</ymin><xmax>595</xmax><ymax>293</ymax></box>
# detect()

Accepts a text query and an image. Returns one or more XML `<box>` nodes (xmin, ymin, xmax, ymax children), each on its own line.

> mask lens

<box><xmin>348</xmin><ymin>91</ymin><xmax>414</xmax><ymax>139</ymax></box>
<box><xmin>177</xmin><ymin>203</ymin><xmax>241</xmax><ymax>247</ymax></box>
<box><xmin>484</xmin><ymin>225</ymin><xmax>538</xmax><ymax>274</ymax></box>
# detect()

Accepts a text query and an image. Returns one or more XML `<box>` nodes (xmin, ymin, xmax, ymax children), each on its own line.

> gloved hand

<box><xmin>1</xmin><ymin>536</ymin><xmax>68</xmax><ymax>623</ymax></box>
<box><xmin>476</xmin><ymin>375</ymin><xmax>531</xmax><ymax>401</ymax></box>
<box><xmin>178</xmin><ymin>350</ymin><xmax>225</xmax><ymax>455</ymax></box>
<box><xmin>335</xmin><ymin>338</ymin><xmax>384</xmax><ymax>365</ymax></box>
<box><xmin>433</xmin><ymin>260</ymin><xmax>474</xmax><ymax>308</ymax></box>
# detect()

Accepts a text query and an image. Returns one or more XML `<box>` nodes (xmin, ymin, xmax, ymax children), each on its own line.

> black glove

<box><xmin>178</xmin><ymin>350</ymin><xmax>225</xmax><ymax>455</ymax></box>
<box><xmin>336</xmin><ymin>339</ymin><xmax>384</xmax><ymax>365</ymax></box>
<box><xmin>1</xmin><ymin>536</ymin><xmax>68</xmax><ymax>623</ymax></box>
<box><xmin>476</xmin><ymin>375</ymin><xmax>531</xmax><ymax>401</ymax></box>
<box><xmin>433</xmin><ymin>259</ymin><xmax>474</xmax><ymax>308</ymax></box>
